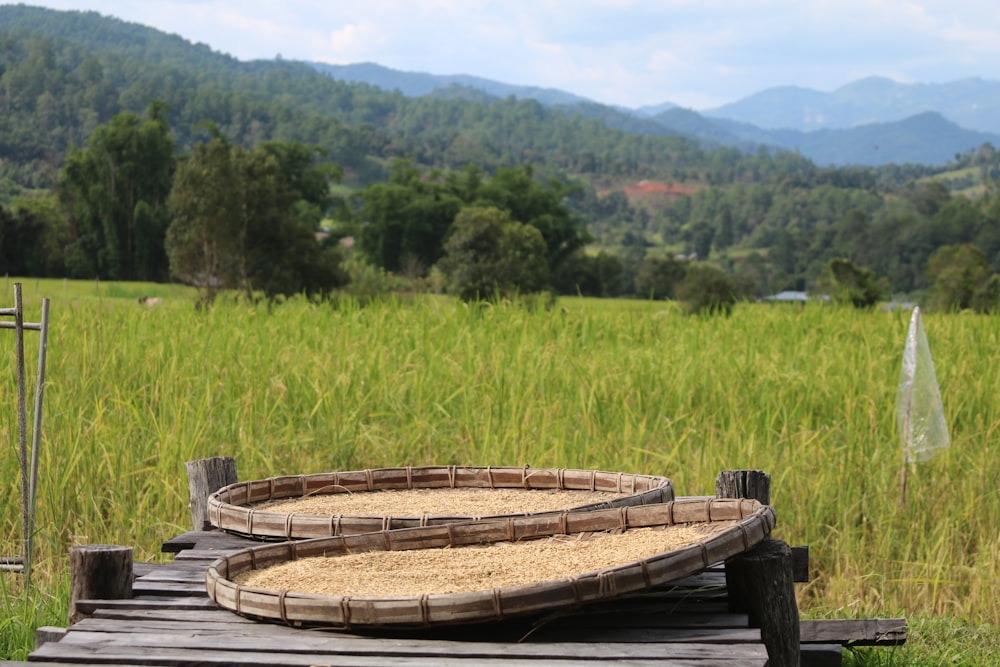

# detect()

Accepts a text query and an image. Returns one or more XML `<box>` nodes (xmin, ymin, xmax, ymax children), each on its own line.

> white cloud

<box><xmin>19</xmin><ymin>0</ymin><xmax>1000</xmax><ymax>108</ymax></box>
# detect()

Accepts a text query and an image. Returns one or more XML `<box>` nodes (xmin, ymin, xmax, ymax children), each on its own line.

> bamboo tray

<box><xmin>205</xmin><ymin>497</ymin><xmax>775</xmax><ymax>629</ymax></box>
<box><xmin>207</xmin><ymin>466</ymin><xmax>674</xmax><ymax>540</ymax></box>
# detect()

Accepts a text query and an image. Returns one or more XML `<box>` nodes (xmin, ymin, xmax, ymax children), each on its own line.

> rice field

<box><xmin>2</xmin><ymin>277</ymin><xmax>999</xmax><ymax>663</ymax></box>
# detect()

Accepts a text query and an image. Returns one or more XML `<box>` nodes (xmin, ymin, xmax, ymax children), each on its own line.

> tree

<box><xmin>674</xmin><ymin>263</ymin><xmax>736</xmax><ymax>316</ymax></box>
<box><xmin>927</xmin><ymin>244</ymin><xmax>991</xmax><ymax>312</ymax></box>
<box><xmin>634</xmin><ymin>255</ymin><xmax>687</xmax><ymax>300</ymax></box>
<box><xmin>166</xmin><ymin>134</ymin><xmax>347</xmax><ymax>303</ymax></box>
<box><xmin>356</xmin><ymin>159</ymin><xmax>462</xmax><ymax>273</ymax></box>
<box><xmin>553</xmin><ymin>250</ymin><xmax>625</xmax><ymax>297</ymax></box>
<box><xmin>826</xmin><ymin>258</ymin><xmax>888</xmax><ymax>308</ymax></box>
<box><xmin>0</xmin><ymin>197</ymin><xmax>69</xmax><ymax>276</ymax></box>
<box><xmin>474</xmin><ymin>165</ymin><xmax>589</xmax><ymax>275</ymax></box>
<box><xmin>58</xmin><ymin>101</ymin><xmax>175</xmax><ymax>280</ymax></box>
<box><xmin>436</xmin><ymin>206</ymin><xmax>549</xmax><ymax>301</ymax></box>
<box><xmin>971</xmin><ymin>275</ymin><xmax>1000</xmax><ymax>314</ymax></box>
<box><xmin>165</xmin><ymin>134</ymin><xmax>242</xmax><ymax>302</ymax></box>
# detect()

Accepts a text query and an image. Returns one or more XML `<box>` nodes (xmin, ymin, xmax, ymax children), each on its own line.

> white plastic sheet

<box><xmin>896</xmin><ymin>307</ymin><xmax>950</xmax><ymax>463</ymax></box>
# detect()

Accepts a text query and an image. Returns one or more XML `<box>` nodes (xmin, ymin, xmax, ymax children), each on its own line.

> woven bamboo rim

<box><xmin>205</xmin><ymin>497</ymin><xmax>775</xmax><ymax>629</ymax></box>
<box><xmin>208</xmin><ymin>466</ymin><xmax>674</xmax><ymax>540</ymax></box>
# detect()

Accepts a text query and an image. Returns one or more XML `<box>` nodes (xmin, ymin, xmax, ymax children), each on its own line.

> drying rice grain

<box><xmin>252</xmin><ymin>487</ymin><xmax>628</xmax><ymax>517</ymax></box>
<box><xmin>233</xmin><ymin>522</ymin><xmax>732</xmax><ymax>597</ymax></box>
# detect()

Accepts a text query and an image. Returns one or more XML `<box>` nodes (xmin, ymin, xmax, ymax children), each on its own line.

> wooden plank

<box><xmin>171</xmin><ymin>549</ymin><xmax>239</xmax><ymax>561</ymax></box>
<box><xmin>134</xmin><ymin>562</ymin><xmax>216</xmax><ymax>582</ymax></box>
<box><xmin>524</xmin><ymin>626</ymin><xmax>763</xmax><ymax>644</ymax></box>
<box><xmin>131</xmin><ymin>579</ymin><xmax>210</xmax><ymax>596</ymax></box>
<box><xmin>29</xmin><ymin>641</ymin><xmax>765</xmax><ymax>666</ymax></box>
<box><xmin>60</xmin><ymin>619</ymin><xmax>766</xmax><ymax>656</ymax></box>
<box><xmin>161</xmin><ymin>530</ymin><xmax>260</xmax><ymax>553</ymax></box>
<box><xmin>535</xmin><ymin>611</ymin><xmax>751</xmax><ymax>631</ymax></box>
<box><xmin>133</xmin><ymin>562</ymin><xmax>171</xmax><ymax>578</ymax></box>
<box><xmin>91</xmin><ymin>608</ymin><xmax>256</xmax><ymax>624</ymax></box>
<box><xmin>72</xmin><ymin>596</ymin><xmax>222</xmax><ymax>614</ymax></box>
<box><xmin>800</xmin><ymin>619</ymin><xmax>907</xmax><ymax>646</ymax></box>
<box><xmin>36</xmin><ymin>630</ymin><xmax>770</xmax><ymax>663</ymax></box>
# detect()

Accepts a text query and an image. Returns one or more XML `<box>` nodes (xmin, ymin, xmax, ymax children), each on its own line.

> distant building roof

<box><xmin>762</xmin><ymin>291</ymin><xmax>830</xmax><ymax>303</ymax></box>
<box><xmin>763</xmin><ymin>291</ymin><xmax>809</xmax><ymax>302</ymax></box>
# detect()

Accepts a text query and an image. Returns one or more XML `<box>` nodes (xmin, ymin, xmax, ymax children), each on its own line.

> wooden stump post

<box><xmin>726</xmin><ymin>539</ymin><xmax>800</xmax><ymax>667</ymax></box>
<box><xmin>716</xmin><ymin>469</ymin><xmax>771</xmax><ymax>505</ymax></box>
<box><xmin>68</xmin><ymin>545</ymin><xmax>132</xmax><ymax>625</ymax></box>
<box><xmin>716</xmin><ymin>470</ymin><xmax>799</xmax><ymax>667</ymax></box>
<box><xmin>186</xmin><ymin>456</ymin><xmax>238</xmax><ymax>531</ymax></box>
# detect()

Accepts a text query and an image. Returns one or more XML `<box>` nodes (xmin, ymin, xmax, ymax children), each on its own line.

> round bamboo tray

<box><xmin>205</xmin><ymin>497</ymin><xmax>775</xmax><ymax>629</ymax></box>
<box><xmin>207</xmin><ymin>466</ymin><xmax>674</xmax><ymax>540</ymax></box>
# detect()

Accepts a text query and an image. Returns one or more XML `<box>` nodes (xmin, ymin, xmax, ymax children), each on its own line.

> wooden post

<box><xmin>68</xmin><ymin>545</ymin><xmax>132</xmax><ymax>625</ymax></box>
<box><xmin>717</xmin><ymin>470</ymin><xmax>799</xmax><ymax>667</ymax></box>
<box><xmin>726</xmin><ymin>540</ymin><xmax>800</xmax><ymax>667</ymax></box>
<box><xmin>186</xmin><ymin>456</ymin><xmax>238</xmax><ymax>531</ymax></box>
<box><xmin>716</xmin><ymin>469</ymin><xmax>771</xmax><ymax>505</ymax></box>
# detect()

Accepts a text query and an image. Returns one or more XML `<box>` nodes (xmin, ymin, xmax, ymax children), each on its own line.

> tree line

<box><xmin>2</xmin><ymin>102</ymin><xmax>999</xmax><ymax>313</ymax></box>
<box><xmin>1</xmin><ymin>7</ymin><xmax>999</xmax><ymax>312</ymax></box>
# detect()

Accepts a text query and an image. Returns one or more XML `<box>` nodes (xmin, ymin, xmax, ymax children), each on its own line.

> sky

<box><xmin>16</xmin><ymin>1</ymin><xmax>1000</xmax><ymax>110</ymax></box>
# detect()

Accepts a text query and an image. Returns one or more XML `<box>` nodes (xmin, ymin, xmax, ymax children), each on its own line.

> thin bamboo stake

<box><xmin>25</xmin><ymin>297</ymin><xmax>50</xmax><ymax>584</ymax></box>
<box><xmin>14</xmin><ymin>284</ymin><xmax>29</xmax><ymax>571</ymax></box>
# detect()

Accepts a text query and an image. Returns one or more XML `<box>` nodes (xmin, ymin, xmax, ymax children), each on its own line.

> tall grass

<box><xmin>1</xmin><ymin>281</ymin><xmax>998</xmax><ymax>662</ymax></box>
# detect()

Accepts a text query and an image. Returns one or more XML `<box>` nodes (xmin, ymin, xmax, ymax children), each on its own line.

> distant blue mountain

<box><xmin>704</xmin><ymin>76</ymin><xmax>1000</xmax><ymax>136</ymax></box>
<box><xmin>310</xmin><ymin>62</ymin><xmax>1000</xmax><ymax>167</ymax></box>
<box><xmin>309</xmin><ymin>62</ymin><xmax>593</xmax><ymax>107</ymax></box>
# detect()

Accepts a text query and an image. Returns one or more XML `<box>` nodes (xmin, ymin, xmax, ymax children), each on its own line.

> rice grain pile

<box><xmin>233</xmin><ymin>522</ymin><xmax>733</xmax><ymax>597</ymax></box>
<box><xmin>253</xmin><ymin>488</ymin><xmax>628</xmax><ymax>517</ymax></box>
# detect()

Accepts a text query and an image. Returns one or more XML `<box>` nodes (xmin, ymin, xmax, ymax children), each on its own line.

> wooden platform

<box><xmin>18</xmin><ymin>529</ymin><xmax>906</xmax><ymax>666</ymax></box>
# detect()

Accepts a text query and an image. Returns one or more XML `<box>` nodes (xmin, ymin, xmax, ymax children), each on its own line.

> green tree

<box><xmin>58</xmin><ymin>101</ymin><xmax>175</xmax><ymax>280</ymax></box>
<box><xmin>436</xmin><ymin>206</ymin><xmax>549</xmax><ymax>301</ymax></box>
<box><xmin>826</xmin><ymin>258</ymin><xmax>888</xmax><ymax>308</ymax></box>
<box><xmin>634</xmin><ymin>255</ymin><xmax>687</xmax><ymax>300</ymax></box>
<box><xmin>674</xmin><ymin>263</ymin><xmax>736</xmax><ymax>316</ymax></box>
<box><xmin>971</xmin><ymin>275</ymin><xmax>1000</xmax><ymax>314</ymax></box>
<box><xmin>165</xmin><ymin>135</ymin><xmax>242</xmax><ymax>302</ymax></box>
<box><xmin>474</xmin><ymin>165</ymin><xmax>588</xmax><ymax>275</ymax></box>
<box><xmin>167</xmin><ymin>134</ymin><xmax>347</xmax><ymax>303</ymax></box>
<box><xmin>927</xmin><ymin>244</ymin><xmax>990</xmax><ymax>312</ymax></box>
<box><xmin>0</xmin><ymin>196</ymin><xmax>67</xmax><ymax>276</ymax></box>
<box><xmin>553</xmin><ymin>250</ymin><xmax>625</xmax><ymax>297</ymax></box>
<box><xmin>356</xmin><ymin>159</ymin><xmax>462</xmax><ymax>273</ymax></box>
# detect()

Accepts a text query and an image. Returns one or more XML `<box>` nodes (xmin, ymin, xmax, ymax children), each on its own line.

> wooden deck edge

<box><xmin>800</xmin><ymin>618</ymin><xmax>907</xmax><ymax>646</ymax></box>
<box><xmin>34</xmin><ymin>626</ymin><xmax>67</xmax><ymax>649</ymax></box>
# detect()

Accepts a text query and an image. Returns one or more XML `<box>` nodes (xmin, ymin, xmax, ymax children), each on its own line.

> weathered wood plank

<box><xmin>523</xmin><ymin>626</ymin><xmax>763</xmax><ymax>644</ymax></box>
<box><xmin>133</xmin><ymin>563</ymin><xmax>217</xmax><ymax>582</ymax></box>
<box><xmin>161</xmin><ymin>529</ymin><xmax>259</xmax><ymax>554</ymax></box>
<box><xmin>29</xmin><ymin>641</ymin><xmax>766</xmax><ymax>667</ymax></box>
<box><xmin>72</xmin><ymin>596</ymin><xmax>222</xmax><ymax>615</ymax></box>
<box><xmin>37</xmin><ymin>629</ymin><xmax>770</xmax><ymax>662</ymax></box>
<box><xmin>131</xmin><ymin>580</ymin><xmax>210</xmax><ymax>596</ymax></box>
<box><xmin>91</xmin><ymin>608</ymin><xmax>257</xmax><ymax>624</ymax></box>
<box><xmin>800</xmin><ymin>619</ymin><xmax>907</xmax><ymax>646</ymax></box>
<box><xmin>534</xmin><ymin>611</ymin><xmax>751</xmax><ymax>631</ymax></box>
<box><xmin>69</xmin><ymin>615</ymin><xmax>760</xmax><ymax>645</ymax></box>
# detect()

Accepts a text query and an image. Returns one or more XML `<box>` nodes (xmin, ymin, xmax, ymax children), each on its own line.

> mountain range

<box><xmin>313</xmin><ymin>63</ymin><xmax>1000</xmax><ymax>167</ymax></box>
